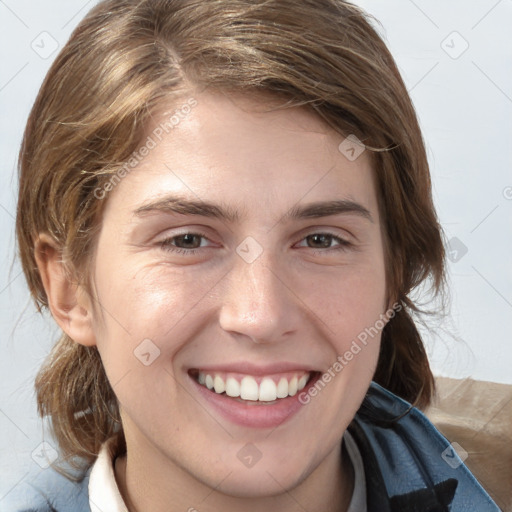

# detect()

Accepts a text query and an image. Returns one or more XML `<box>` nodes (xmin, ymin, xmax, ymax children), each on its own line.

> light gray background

<box><xmin>1</xmin><ymin>0</ymin><xmax>511</xmax><ymax>501</ymax></box>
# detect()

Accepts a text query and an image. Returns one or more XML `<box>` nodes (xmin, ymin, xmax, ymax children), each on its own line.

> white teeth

<box><xmin>196</xmin><ymin>371</ymin><xmax>312</xmax><ymax>402</ymax></box>
<box><xmin>213</xmin><ymin>375</ymin><xmax>225</xmax><ymax>394</ymax></box>
<box><xmin>240</xmin><ymin>376</ymin><xmax>259</xmax><ymax>400</ymax></box>
<box><xmin>225</xmin><ymin>377</ymin><xmax>241</xmax><ymax>398</ymax></box>
<box><xmin>298</xmin><ymin>375</ymin><xmax>308</xmax><ymax>390</ymax></box>
<box><xmin>288</xmin><ymin>376</ymin><xmax>298</xmax><ymax>396</ymax></box>
<box><xmin>276</xmin><ymin>377</ymin><xmax>289</xmax><ymax>398</ymax></box>
<box><xmin>258</xmin><ymin>378</ymin><xmax>277</xmax><ymax>401</ymax></box>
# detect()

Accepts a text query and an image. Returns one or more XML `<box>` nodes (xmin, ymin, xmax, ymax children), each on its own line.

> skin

<box><xmin>36</xmin><ymin>91</ymin><xmax>389</xmax><ymax>512</ymax></box>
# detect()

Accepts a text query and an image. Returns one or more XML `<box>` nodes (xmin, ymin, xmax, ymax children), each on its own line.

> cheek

<box><xmin>89</xmin><ymin>259</ymin><xmax>222</xmax><ymax>381</ymax></box>
<box><xmin>93</xmin><ymin>257</ymin><xmax>214</xmax><ymax>335</ymax></box>
<box><xmin>303</xmin><ymin>259</ymin><xmax>387</xmax><ymax>342</ymax></box>
<box><xmin>297</xmin><ymin>256</ymin><xmax>387</xmax><ymax>397</ymax></box>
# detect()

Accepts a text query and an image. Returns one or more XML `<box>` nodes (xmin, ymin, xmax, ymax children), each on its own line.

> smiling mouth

<box><xmin>189</xmin><ymin>369</ymin><xmax>319</xmax><ymax>403</ymax></box>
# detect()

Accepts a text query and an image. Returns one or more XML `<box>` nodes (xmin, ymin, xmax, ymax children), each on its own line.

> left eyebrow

<box><xmin>282</xmin><ymin>200</ymin><xmax>374</xmax><ymax>223</ymax></box>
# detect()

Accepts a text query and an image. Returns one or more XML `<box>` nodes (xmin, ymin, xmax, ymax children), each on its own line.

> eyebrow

<box><xmin>283</xmin><ymin>199</ymin><xmax>373</xmax><ymax>223</ymax></box>
<box><xmin>134</xmin><ymin>196</ymin><xmax>241</xmax><ymax>223</ymax></box>
<box><xmin>134</xmin><ymin>195</ymin><xmax>373</xmax><ymax>223</ymax></box>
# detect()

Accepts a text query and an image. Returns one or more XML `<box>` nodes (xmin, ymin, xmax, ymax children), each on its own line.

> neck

<box><xmin>114</xmin><ymin>433</ymin><xmax>354</xmax><ymax>512</ymax></box>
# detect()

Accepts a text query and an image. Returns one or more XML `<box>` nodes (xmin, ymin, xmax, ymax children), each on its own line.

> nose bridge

<box><xmin>219</xmin><ymin>251</ymin><xmax>296</xmax><ymax>343</ymax></box>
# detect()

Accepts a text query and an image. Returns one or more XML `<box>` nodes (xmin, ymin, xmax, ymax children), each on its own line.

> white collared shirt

<box><xmin>344</xmin><ymin>430</ymin><xmax>368</xmax><ymax>511</ymax></box>
<box><xmin>88</xmin><ymin>436</ymin><xmax>128</xmax><ymax>512</ymax></box>
<box><xmin>88</xmin><ymin>432</ymin><xmax>366</xmax><ymax>511</ymax></box>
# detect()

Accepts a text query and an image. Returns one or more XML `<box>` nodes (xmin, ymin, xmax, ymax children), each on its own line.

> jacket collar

<box><xmin>347</xmin><ymin>419</ymin><xmax>457</xmax><ymax>511</ymax></box>
<box><xmin>347</xmin><ymin>382</ymin><xmax>498</xmax><ymax>512</ymax></box>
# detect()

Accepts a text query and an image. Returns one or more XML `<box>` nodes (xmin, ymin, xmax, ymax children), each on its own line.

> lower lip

<box><xmin>189</xmin><ymin>373</ymin><xmax>320</xmax><ymax>429</ymax></box>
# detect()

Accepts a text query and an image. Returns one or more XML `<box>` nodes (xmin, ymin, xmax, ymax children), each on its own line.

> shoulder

<box><xmin>349</xmin><ymin>382</ymin><xmax>501</xmax><ymax>512</ymax></box>
<box><xmin>0</xmin><ymin>463</ymin><xmax>91</xmax><ymax>512</ymax></box>
<box><xmin>2</xmin><ymin>435</ymin><xmax>126</xmax><ymax>512</ymax></box>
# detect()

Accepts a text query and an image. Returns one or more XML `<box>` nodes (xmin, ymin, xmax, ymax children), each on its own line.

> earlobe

<box><xmin>34</xmin><ymin>234</ymin><xmax>96</xmax><ymax>347</ymax></box>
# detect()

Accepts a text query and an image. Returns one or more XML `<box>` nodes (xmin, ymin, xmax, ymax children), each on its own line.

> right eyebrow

<box><xmin>133</xmin><ymin>195</ymin><xmax>241</xmax><ymax>223</ymax></box>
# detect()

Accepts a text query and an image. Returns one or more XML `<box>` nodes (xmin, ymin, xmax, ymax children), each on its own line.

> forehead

<box><xmin>152</xmin><ymin>91</ymin><xmax>341</xmax><ymax>161</ymax></box>
<box><xmin>102</xmin><ymin>91</ymin><xmax>379</xmax><ymax>222</ymax></box>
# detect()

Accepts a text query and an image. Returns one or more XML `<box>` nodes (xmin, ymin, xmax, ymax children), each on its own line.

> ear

<box><xmin>34</xmin><ymin>233</ymin><xmax>96</xmax><ymax>347</ymax></box>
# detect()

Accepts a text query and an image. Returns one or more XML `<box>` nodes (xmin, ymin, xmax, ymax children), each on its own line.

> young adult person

<box><xmin>8</xmin><ymin>1</ymin><xmax>500</xmax><ymax>510</ymax></box>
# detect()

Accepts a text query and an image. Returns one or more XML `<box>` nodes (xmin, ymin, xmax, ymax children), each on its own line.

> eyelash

<box><xmin>157</xmin><ymin>231</ymin><xmax>352</xmax><ymax>255</ymax></box>
<box><xmin>296</xmin><ymin>233</ymin><xmax>352</xmax><ymax>253</ymax></box>
<box><xmin>158</xmin><ymin>231</ymin><xmax>211</xmax><ymax>255</ymax></box>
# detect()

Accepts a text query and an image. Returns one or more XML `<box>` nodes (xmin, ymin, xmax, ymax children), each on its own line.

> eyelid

<box><xmin>157</xmin><ymin>230</ymin><xmax>215</xmax><ymax>248</ymax></box>
<box><xmin>293</xmin><ymin>232</ymin><xmax>351</xmax><ymax>250</ymax></box>
<box><xmin>293</xmin><ymin>225</ymin><xmax>354</xmax><ymax>243</ymax></box>
<box><xmin>154</xmin><ymin>225</ymin><xmax>215</xmax><ymax>243</ymax></box>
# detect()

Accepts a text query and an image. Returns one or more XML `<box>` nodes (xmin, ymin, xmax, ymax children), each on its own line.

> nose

<box><xmin>218</xmin><ymin>252</ymin><xmax>300</xmax><ymax>344</ymax></box>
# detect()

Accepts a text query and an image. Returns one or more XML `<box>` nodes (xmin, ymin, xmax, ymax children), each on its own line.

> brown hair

<box><xmin>16</xmin><ymin>0</ymin><xmax>445</xmax><ymax>469</ymax></box>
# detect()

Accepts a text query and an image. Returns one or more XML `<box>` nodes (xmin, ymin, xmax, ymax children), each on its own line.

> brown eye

<box><xmin>159</xmin><ymin>232</ymin><xmax>212</xmax><ymax>254</ymax></box>
<box><xmin>306</xmin><ymin>234</ymin><xmax>335</xmax><ymax>248</ymax></box>
<box><xmin>295</xmin><ymin>232</ymin><xmax>351</xmax><ymax>252</ymax></box>
<box><xmin>172</xmin><ymin>234</ymin><xmax>203</xmax><ymax>249</ymax></box>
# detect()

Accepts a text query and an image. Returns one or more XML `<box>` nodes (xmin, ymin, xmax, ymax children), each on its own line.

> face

<box><xmin>87</xmin><ymin>91</ymin><xmax>387</xmax><ymax>497</ymax></box>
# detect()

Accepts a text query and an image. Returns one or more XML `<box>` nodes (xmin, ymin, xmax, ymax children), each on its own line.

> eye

<box><xmin>158</xmin><ymin>232</ymin><xmax>213</xmax><ymax>254</ymax></box>
<box><xmin>295</xmin><ymin>232</ymin><xmax>351</xmax><ymax>251</ymax></box>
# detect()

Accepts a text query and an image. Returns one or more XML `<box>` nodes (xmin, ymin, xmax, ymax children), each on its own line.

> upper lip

<box><xmin>187</xmin><ymin>361</ymin><xmax>319</xmax><ymax>376</ymax></box>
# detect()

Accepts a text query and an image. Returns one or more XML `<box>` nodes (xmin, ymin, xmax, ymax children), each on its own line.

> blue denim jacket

<box><xmin>1</xmin><ymin>382</ymin><xmax>501</xmax><ymax>511</ymax></box>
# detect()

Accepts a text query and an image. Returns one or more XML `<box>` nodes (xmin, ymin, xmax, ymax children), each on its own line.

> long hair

<box><xmin>16</xmin><ymin>0</ymin><xmax>445</xmax><ymax>469</ymax></box>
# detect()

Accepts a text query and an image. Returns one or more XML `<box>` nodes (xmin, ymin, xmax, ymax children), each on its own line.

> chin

<box><xmin>203</xmin><ymin>458</ymin><xmax>309</xmax><ymax>499</ymax></box>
